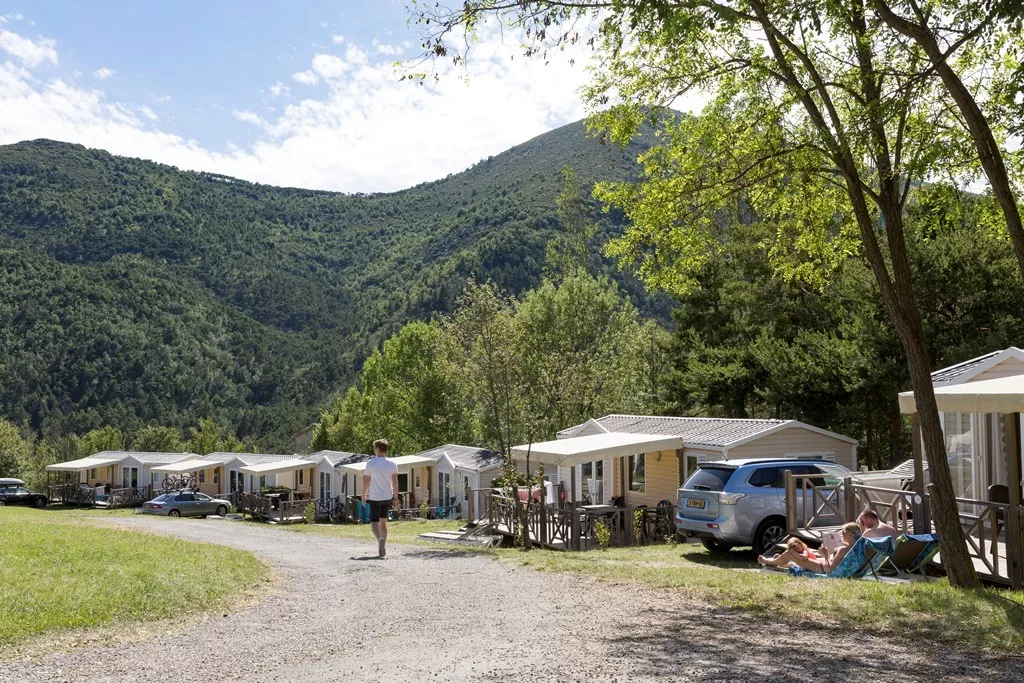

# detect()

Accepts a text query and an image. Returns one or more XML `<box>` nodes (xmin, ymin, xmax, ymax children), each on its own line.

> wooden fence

<box><xmin>488</xmin><ymin>492</ymin><xmax>676</xmax><ymax>551</ymax></box>
<box><xmin>784</xmin><ymin>470</ymin><xmax>1024</xmax><ymax>588</ymax></box>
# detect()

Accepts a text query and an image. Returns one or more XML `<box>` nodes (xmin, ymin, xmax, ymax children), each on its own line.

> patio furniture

<box><xmin>787</xmin><ymin>536</ymin><xmax>894</xmax><ymax>580</ymax></box>
<box><xmin>877</xmin><ymin>533</ymin><xmax>940</xmax><ymax>579</ymax></box>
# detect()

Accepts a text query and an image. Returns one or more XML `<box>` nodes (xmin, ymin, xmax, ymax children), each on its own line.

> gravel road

<box><xmin>5</xmin><ymin>516</ymin><xmax>1023</xmax><ymax>683</ymax></box>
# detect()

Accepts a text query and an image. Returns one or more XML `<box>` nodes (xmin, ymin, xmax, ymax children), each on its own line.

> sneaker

<box><xmin>378</xmin><ymin>537</ymin><xmax>386</xmax><ymax>559</ymax></box>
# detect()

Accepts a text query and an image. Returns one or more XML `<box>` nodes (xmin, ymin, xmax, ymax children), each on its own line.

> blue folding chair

<box><xmin>877</xmin><ymin>534</ymin><xmax>939</xmax><ymax>578</ymax></box>
<box><xmin>789</xmin><ymin>536</ymin><xmax>894</xmax><ymax>579</ymax></box>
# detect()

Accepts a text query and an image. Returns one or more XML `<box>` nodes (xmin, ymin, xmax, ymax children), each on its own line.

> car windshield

<box><xmin>684</xmin><ymin>466</ymin><xmax>735</xmax><ymax>492</ymax></box>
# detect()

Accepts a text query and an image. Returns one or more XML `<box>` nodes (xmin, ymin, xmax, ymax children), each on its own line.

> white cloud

<box><xmin>137</xmin><ymin>105</ymin><xmax>158</xmax><ymax>121</ymax></box>
<box><xmin>0</xmin><ymin>27</ymin><xmax>57</xmax><ymax>67</ymax></box>
<box><xmin>93</xmin><ymin>66</ymin><xmax>116</xmax><ymax>79</ymax></box>
<box><xmin>331</xmin><ymin>34</ymin><xmax>344</xmax><ymax>44</ymax></box>
<box><xmin>292</xmin><ymin>69</ymin><xmax>319</xmax><ymax>86</ymax></box>
<box><xmin>155</xmin><ymin>93</ymin><xmax>171</xmax><ymax>103</ymax></box>
<box><xmin>372</xmin><ymin>39</ymin><xmax>402</xmax><ymax>56</ymax></box>
<box><xmin>269</xmin><ymin>80</ymin><xmax>290</xmax><ymax>98</ymax></box>
<box><xmin>232</xmin><ymin>109</ymin><xmax>265</xmax><ymax>127</ymax></box>
<box><xmin>0</xmin><ymin>23</ymin><xmax>671</xmax><ymax>193</ymax></box>
<box><xmin>319</xmin><ymin>20</ymin><xmax>329</xmax><ymax>29</ymax></box>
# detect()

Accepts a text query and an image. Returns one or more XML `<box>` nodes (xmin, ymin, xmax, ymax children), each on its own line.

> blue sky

<box><xmin>0</xmin><ymin>2</ymin><xmax>597</xmax><ymax>191</ymax></box>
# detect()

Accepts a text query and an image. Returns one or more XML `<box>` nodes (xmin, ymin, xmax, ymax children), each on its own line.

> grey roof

<box><xmin>309</xmin><ymin>450</ymin><xmax>372</xmax><ymax>468</ymax></box>
<box><xmin>94</xmin><ymin>451</ymin><xmax>196</xmax><ymax>465</ymax></box>
<box><xmin>930</xmin><ymin>347</ymin><xmax>1024</xmax><ymax>385</ymax></box>
<box><xmin>411</xmin><ymin>444</ymin><xmax>504</xmax><ymax>471</ymax></box>
<box><xmin>202</xmin><ymin>452</ymin><xmax>301</xmax><ymax>467</ymax></box>
<box><xmin>557</xmin><ymin>415</ymin><xmax>857</xmax><ymax>448</ymax></box>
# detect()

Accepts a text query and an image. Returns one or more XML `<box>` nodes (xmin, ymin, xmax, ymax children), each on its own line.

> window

<box><xmin>298</xmin><ymin>469</ymin><xmax>304</xmax><ymax>486</ymax></box>
<box><xmin>397</xmin><ymin>473</ymin><xmax>409</xmax><ymax>493</ymax></box>
<box><xmin>198</xmin><ymin>470</ymin><xmax>206</xmax><ymax>484</ymax></box>
<box><xmin>213</xmin><ymin>469</ymin><xmax>220</xmax><ymax>485</ymax></box>
<box><xmin>747</xmin><ymin>467</ymin><xmax>781</xmax><ymax>488</ymax></box>
<box><xmin>628</xmin><ymin>454</ymin><xmax>645</xmax><ymax>493</ymax></box>
<box><xmin>89</xmin><ymin>468</ymin><xmax>96</xmax><ymax>479</ymax></box>
<box><xmin>259</xmin><ymin>475</ymin><xmax>266</xmax><ymax>489</ymax></box>
<box><xmin>684</xmin><ymin>466</ymin><xmax>734</xmax><ymax>492</ymax></box>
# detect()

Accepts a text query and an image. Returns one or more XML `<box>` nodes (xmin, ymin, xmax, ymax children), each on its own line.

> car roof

<box><xmin>699</xmin><ymin>458</ymin><xmax>840</xmax><ymax>469</ymax></box>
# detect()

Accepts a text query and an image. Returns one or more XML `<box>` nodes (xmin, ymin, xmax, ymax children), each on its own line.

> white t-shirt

<box><xmin>364</xmin><ymin>456</ymin><xmax>398</xmax><ymax>501</ymax></box>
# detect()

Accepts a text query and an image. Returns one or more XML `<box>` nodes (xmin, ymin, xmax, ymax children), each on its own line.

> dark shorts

<box><xmin>368</xmin><ymin>499</ymin><xmax>392</xmax><ymax>523</ymax></box>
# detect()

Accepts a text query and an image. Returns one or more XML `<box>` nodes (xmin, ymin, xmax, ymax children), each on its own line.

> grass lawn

<box><xmin>491</xmin><ymin>541</ymin><xmax>1024</xmax><ymax>653</ymax></box>
<box><xmin>0</xmin><ymin>507</ymin><xmax>270</xmax><ymax>650</ymax></box>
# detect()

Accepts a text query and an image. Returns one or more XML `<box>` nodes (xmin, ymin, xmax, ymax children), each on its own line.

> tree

<box><xmin>360</xmin><ymin>321</ymin><xmax>473</xmax><ymax>454</ymax></box>
<box><xmin>868</xmin><ymin>0</ymin><xmax>1024</xmax><ymax>282</ymax></box>
<box><xmin>545</xmin><ymin>166</ymin><xmax>599</xmax><ymax>279</ymax></box>
<box><xmin>187</xmin><ymin>418</ymin><xmax>246</xmax><ymax>456</ymax></box>
<box><xmin>412</xmin><ymin>0</ymin><xmax>993</xmax><ymax>586</ymax></box>
<box><xmin>0</xmin><ymin>419</ymin><xmax>30</xmax><ymax>478</ymax></box>
<box><xmin>311</xmin><ymin>387</ymin><xmax>371</xmax><ymax>454</ymax></box>
<box><xmin>78</xmin><ymin>426</ymin><xmax>124</xmax><ymax>457</ymax></box>
<box><xmin>443</xmin><ymin>280</ymin><xmax>527</xmax><ymax>457</ymax></box>
<box><xmin>131</xmin><ymin>426</ymin><xmax>186</xmax><ymax>453</ymax></box>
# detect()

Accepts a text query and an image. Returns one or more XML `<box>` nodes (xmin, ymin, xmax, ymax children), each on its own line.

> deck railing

<box><xmin>487</xmin><ymin>492</ymin><xmax>676</xmax><ymax>551</ymax></box>
<box><xmin>784</xmin><ymin>469</ymin><xmax>1024</xmax><ymax>588</ymax></box>
<box><xmin>108</xmin><ymin>486</ymin><xmax>152</xmax><ymax>509</ymax></box>
<box><xmin>47</xmin><ymin>485</ymin><xmax>96</xmax><ymax>506</ymax></box>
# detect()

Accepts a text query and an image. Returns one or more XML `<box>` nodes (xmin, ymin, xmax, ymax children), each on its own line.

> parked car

<box><xmin>675</xmin><ymin>458</ymin><xmax>855</xmax><ymax>554</ymax></box>
<box><xmin>136</xmin><ymin>492</ymin><xmax>230</xmax><ymax>518</ymax></box>
<box><xmin>0</xmin><ymin>478</ymin><xmax>49</xmax><ymax>508</ymax></box>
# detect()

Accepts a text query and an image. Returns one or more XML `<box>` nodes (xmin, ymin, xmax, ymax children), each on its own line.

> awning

<box><xmin>45</xmin><ymin>456</ymin><xmax>122</xmax><ymax>472</ymax></box>
<box><xmin>239</xmin><ymin>459</ymin><xmax>315</xmax><ymax>476</ymax></box>
<box><xmin>150</xmin><ymin>459</ymin><xmax>209</xmax><ymax>474</ymax></box>
<box><xmin>899</xmin><ymin>375</ymin><xmax>1024</xmax><ymax>414</ymax></box>
<box><xmin>511</xmin><ymin>432</ymin><xmax>684</xmax><ymax>468</ymax></box>
<box><xmin>338</xmin><ymin>455</ymin><xmax>435</xmax><ymax>474</ymax></box>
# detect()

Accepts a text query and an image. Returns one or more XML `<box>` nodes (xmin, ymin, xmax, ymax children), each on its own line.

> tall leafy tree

<box><xmin>77</xmin><ymin>426</ymin><xmax>124</xmax><ymax>457</ymax></box>
<box><xmin>409</xmin><ymin>0</ymin><xmax>1018</xmax><ymax>586</ymax></box>
<box><xmin>186</xmin><ymin>418</ymin><xmax>246</xmax><ymax>456</ymax></box>
<box><xmin>311</xmin><ymin>388</ymin><xmax>371</xmax><ymax>454</ymax></box>
<box><xmin>131</xmin><ymin>426</ymin><xmax>186</xmax><ymax>453</ymax></box>
<box><xmin>0</xmin><ymin>419</ymin><xmax>30</xmax><ymax>478</ymax></box>
<box><xmin>545</xmin><ymin>166</ymin><xmax>599</xmax><ymax>279</ymax></box>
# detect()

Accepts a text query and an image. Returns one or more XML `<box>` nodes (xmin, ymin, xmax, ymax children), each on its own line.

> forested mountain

<box><xmin>0</xmin><ymin>122</ymin><xmax>662</xmax><ymax>448</ymax></box>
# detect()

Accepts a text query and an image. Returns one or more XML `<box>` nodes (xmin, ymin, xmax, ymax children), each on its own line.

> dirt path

<box><xmin>5</xmin><ymin>517</ymin><xmax>1022</xmax><ymax>682</ymax></box>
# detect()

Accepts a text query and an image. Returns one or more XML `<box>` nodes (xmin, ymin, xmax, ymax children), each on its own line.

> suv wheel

<box><xmin>754</xmin><ymin>517</ymin><xmax>787</xmax><ymax>555</ymax></box>
<box><xmin>33</xmin><ymin>498</ymin><xmax>47</xmax><ymax>508</ymax></box>
<box><xmin>701</xmin><ymin>539</ymin><xmax>733</xmax><ymax>553</ymax></box>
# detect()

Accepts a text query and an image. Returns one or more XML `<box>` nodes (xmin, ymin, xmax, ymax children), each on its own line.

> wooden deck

<box><xmin>785</xmin><ymin>473</ymin><xmax>1023</xmax><ymax>587</ymax></box>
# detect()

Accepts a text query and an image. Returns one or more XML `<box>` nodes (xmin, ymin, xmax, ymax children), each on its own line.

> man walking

<box><xmin>363</xmin><ymin>439</ymin><xmax>399</xmax><ymax>558</ymax></box>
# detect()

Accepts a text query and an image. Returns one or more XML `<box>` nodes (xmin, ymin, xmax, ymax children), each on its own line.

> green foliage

<box><xmin>0</xmin><ymin>419</ymin><xmax>30</xmax><ymax>478</ymax></box>
<box><xmin>316</xmin><ymin>273</ymin><xmax>671</xmax><ymax>456</ymax></box>
<box><xmin>594</xmin><ymin>519</ymin><xmax>611</xmax><ymax>550</ymax></box>
<box><xmin>131</xmin><ymin>426</ymin><xmax>186</xmax><ymax>453</ymax></box>
<box><xmin>187</xmin><ymin>418</ymin><xmax>247</xmax><ymax>456</ymax></box>
<box><xmin>77</xmin><ymin>426</ymin><xmax>124</xmax><ymax>457</ymax></box>
<box><xmin>0</xmin><ymin>124</ymin><xmax>669</xmax><ymax>450</ymax></box>
<box><xmin>545</xmin><ymin>166</ymin><xmax>598</xmax><ymax>279</ymax></box>
<box><xmin>304</xmin><ymin>501</ymin><xmax>316</xmax><ymax>525</ymax></box>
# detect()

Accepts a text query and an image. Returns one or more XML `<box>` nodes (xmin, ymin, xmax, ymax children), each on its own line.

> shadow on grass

<box><xmin>401</xmin><ymin>548</ymin><xmax>481</xmax><ymax>561</ymax></box>
<box><xmin>676</xmin><ymin>547</ymin><xmax>756</xmax><ymax>570</ymax></box>
<box><xmin>596</xmin><ymin>602</ymin><xmax>1024</xmax><ymax>682</ymax></box>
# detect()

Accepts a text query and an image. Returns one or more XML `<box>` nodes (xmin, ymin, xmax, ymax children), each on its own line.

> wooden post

<box><xmin>539</xmin><ymin>484</ymin><xmax>548</xmax><ymax>546</ymax></box>
<box><xmin>570</xmin><ymin>465</ymin><xmax>577</xmax><ymax>507</ymax></box>
<box><xmin>1005</xmin><ymin>413</ymin><xmax>1023</xmax><ymax>589</ymax></box>
<box><xmin>910</xmin><ymin>413</ymin><xmax>930</xmax><ymax>533</ymax></box>
<box><xmin>784</xmin><ymin>469</ymin><xmax>796</xmax><ymax>533</ymax></box>
<box><xmin>843</xmin><ymin>477</ymin><xmax>855</xmax><ymax>522</ymax></box>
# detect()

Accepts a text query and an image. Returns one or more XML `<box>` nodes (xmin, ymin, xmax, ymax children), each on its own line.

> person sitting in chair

<box><xmin>758</xmin><ymin>523</ymin><xmax>862</xmax><ymax>573</ymax></box>
<box><xmin>858</xmin><ymin>509</ymin><xmax>897</xmax><ymax>538</ymax></box>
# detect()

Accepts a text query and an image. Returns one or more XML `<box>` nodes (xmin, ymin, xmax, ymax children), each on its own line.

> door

<box><xmin>580</xmin><ymin>461</ymin><xmax>604</xmax><ymax>504</ymax></box>
<box><xmin>438</xmin><ymin>471</ymin><xmax>451</xmax><ymax>509</ymax></box>
<box><xmin>173</xmin><ymin>493</ymin><xmax>196</xmax><ymax>515</ymax></box>
<box><xmin>319</xmin><ymin>471</ymin><xmax>331</xmax><ymax>506</ymax></box>
<box><xmin>122</xmin><ymin>467</ymin><xmax>139</xmax><ymax>489</ymax></box>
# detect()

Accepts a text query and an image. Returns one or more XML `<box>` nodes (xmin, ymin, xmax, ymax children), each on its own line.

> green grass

<box><xmin>0</xmin><ymin>507</ymin><xmax>270</xmax><ymax>650</ymax></box>
<box><xmin>490</xmin><ymin>542</ymin><xmax>1024</xmax><ymax>653</ymax></box>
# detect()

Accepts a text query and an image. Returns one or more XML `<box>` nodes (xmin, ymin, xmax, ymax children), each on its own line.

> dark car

<box><xmin>0</xmin><ymin>478</ymin><xmax>49</xmax><ymax>508</ymax></box>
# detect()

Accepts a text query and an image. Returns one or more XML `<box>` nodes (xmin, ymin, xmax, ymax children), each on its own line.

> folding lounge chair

<box><xmin>788</xmin><ymin>536</ymin><xmax>894</xmax><ymax>580</ymax></box>
<box><xmin>877</xmin><ymin>534</ymin><xmax>939</xmax><ymax>579</ymax></box>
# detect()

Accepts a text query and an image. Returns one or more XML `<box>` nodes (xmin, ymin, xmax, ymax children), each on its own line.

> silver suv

<box><xmin>676</xmin><ymin>458</ymin><xmax>854</xmax><ymax>554</ymax></box>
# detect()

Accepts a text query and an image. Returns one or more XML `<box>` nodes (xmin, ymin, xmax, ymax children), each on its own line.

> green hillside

<box><xmin>0</xmin><ymin>122</ymin><xmax>662</xmax><ymax>448</ymax></box>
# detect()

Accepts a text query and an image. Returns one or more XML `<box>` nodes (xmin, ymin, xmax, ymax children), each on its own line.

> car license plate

<box><xmin>686</xmin><ymin>498</ymin><xmax>706</xmax><ymax>509</ymax></box>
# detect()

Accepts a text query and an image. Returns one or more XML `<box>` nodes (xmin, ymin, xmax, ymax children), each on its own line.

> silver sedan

<box><xmin>136</xmin><ymin>492</ymin><xmax>230</xmax><ymax>517</ymax></box>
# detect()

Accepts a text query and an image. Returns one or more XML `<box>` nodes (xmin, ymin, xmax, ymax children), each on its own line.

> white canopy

<box><xmin>150</xmin><ymin>459</ymin><xmax>209</xmax><ymax>474</ymax></box>
<box><xmin>511</xmin><ymin>432</ymin><xmax>684</xmax><ymax>468</ymax></box>
<box><xmin>239</xmin><ymin>459</ymin><xmax>314</xmax><ymax>476</ymax></box>
<box><xmin>338</xmin><ymin>455</ymin><xmax>435</xmax><ymax>474</ymax></box>
<box><xmin>899</xmin><ymin>375</ymin><xmax>1024</xmax><ymax>414</ymax></box>
<box><xmin>45</xmin><ymin>455</ymin><xmax>122</xmax><ymax>472</ymax></box>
